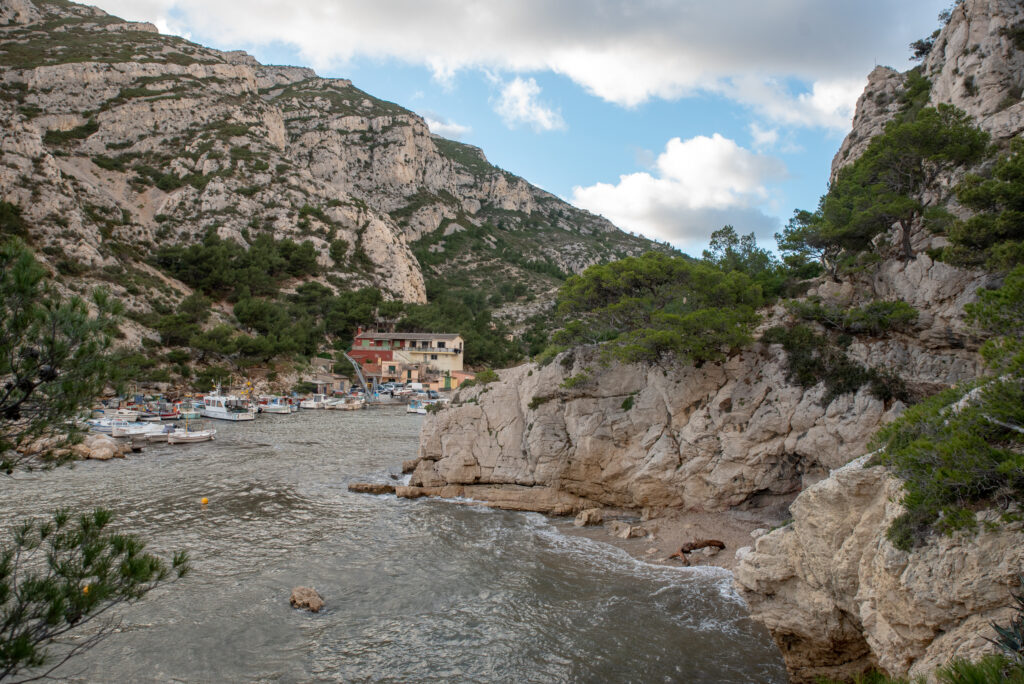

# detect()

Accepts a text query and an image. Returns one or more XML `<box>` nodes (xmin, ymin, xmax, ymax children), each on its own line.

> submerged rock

<box><xmin>348</xmin><ymin>482</ymin><xmax>396</xmax><ymax>495</ymax></box>
<box><xmin>289</xmin><ymin>587</ymin><xmax>324</xmax><ymax>613</ymax></box>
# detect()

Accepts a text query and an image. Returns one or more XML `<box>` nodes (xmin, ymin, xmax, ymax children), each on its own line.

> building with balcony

<box><xmin>349</xmin><ymin>330</ymin><xmax>465</xmax><ymax>384</ymax></box>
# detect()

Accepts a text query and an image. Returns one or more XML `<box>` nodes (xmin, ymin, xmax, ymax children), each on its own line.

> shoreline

<box><xmin>556</xmin><ymin>506</ymin><xmax>789</xmax><ymax>573</ymax></box>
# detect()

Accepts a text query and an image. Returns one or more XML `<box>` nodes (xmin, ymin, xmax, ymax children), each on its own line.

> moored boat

<box><xmin>167</xmin><ymin>428</ymin><xmax>216</xmax><ymax>444</ymax></box>
<box><xmin>260</xmin><ymin>396</ymin><xmax>292</xmax><ymax>414</ymax></box>
<box><xmin>406</xmin><ymin>399</ymin><xmax>427</xmax><ymax>415</ymax></box>
<box><xmin>299</xmin><ymin>394</ymin><xmax>328</xmax><ymax>409</ymax></box>
<box><xmin>200</xmin><ymin>391</ymin><xmax>256</xmax><ymax>421</ymax></box>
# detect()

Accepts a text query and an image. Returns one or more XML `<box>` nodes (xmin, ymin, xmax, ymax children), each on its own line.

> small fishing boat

<box><xmin>87</xmin><ymin>418</ymin><xmax>114</xmax><ymax>434</ymax></box>
<box><xmin>146</xmin><ymin>424</ymin><xmax>180</xmax><ymax>442</ymax></box>
<box><xmin>110</xmin><ymin>420</ymin><xmax>165</xmax><ymax>438</ymax></box>
<box><xmin>260</xmin><ymin>396</ymin><xmax>292</xmax><ymax>414</ymax></box>
<box><xmin>167</xmin><ymin>428</ymin><xmax>216</xmax><ymax>444</ymax></box>
<box><xmin>406</xmin><ymin>399</ymin><xmax>427</xmax><ymax>415</ymax></box>
<box><xmin>334</xmin><ymin>396</ymin><xmax>365</xmax><ymax>411</ymax></box>
<box><xmin>177</xmin><ymin>399</ymin><xmax>202</xmax><ymax>420</ymax></box>
<box><xmin>299</xmin><ymin>394</ymin><xmax>328</xmax><ymax>409</ymax></box>
<box><xmin>104</xmin><ymin>407</ymin><xmax>139</xmax><ymax>422</ymax></box>
<box><xmin>200</xmin><ymin>391</ymin><xmax>256</xmax><ymax>421</ymax></box>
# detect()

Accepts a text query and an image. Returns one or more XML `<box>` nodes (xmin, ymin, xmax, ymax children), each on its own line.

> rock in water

<box><xmin>347</xmin><ymin>482</ymin><xmax>396</xmax><ymax>495</ymax></box>
<box><xmin>401</xmin><ymin>459</ymin><xmax>419</xmax><ymax>474</ymax></box>
<box><xmin>607</xmin><ymin>521</ymin><xmax>646</xmax><ymax>539</ymax></box>
<box><xmin>574</xmin><ymin>508</ymin><xmax>603</xmax><ymax>527</ymax></box>
<box><xmin>290</xmin><ymin>587</ymin><xmax>324</xmax><ymax>613</ymax></box>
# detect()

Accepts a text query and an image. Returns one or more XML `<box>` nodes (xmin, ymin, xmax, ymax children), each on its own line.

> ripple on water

<box><xmin>0</xmin><ymin>409</ymin><xmax>785</xmax><ymax>683</ymax></box>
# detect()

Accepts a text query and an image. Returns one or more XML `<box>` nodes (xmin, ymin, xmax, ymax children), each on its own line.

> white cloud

<box><xmin>749</xmin><ymin>123</ymin><xmax>779</xmax><ymax>150</ymax></box>
<box><xmin>423</xmin><ymin>115</ymin><xmax>471</xmax><ymax>139</ymax></box>
<box><xmin>90</xmin><ymin>0</ymin><xmax>939</xmax><ymax>131</ymax></box>
<box><xmin>493</xmin><ymin>77</ymin><xmax>565</xmax><ymax>132</ymax></box>
<box><xmin>571</xmin><ymin>134</ymin><xmax>785</xmax><ymax>252</ymax></box>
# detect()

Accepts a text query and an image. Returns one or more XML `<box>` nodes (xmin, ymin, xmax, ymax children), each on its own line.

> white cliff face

<box><xmin>832</xmin><ymin>0</ymin><xmax>1024</xmax><ymax>184</ymax></box>
<box><xmin>924</xmin><ymin>0</ymin><xmax>1024</xmax><ymax>141</ymax></box>
<box><xmin>735</xmin><ymin>457</ymin><xmax>1024</xmax><ymax>683</ymax></box>
<box><xmin>0</xmin><ymin>0</ymin><xmax>652</xmax><ymax>316</ymax></box>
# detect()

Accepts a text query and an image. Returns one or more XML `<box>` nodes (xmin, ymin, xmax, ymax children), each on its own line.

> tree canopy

<box><xmin>554</xmin><ymin>251</ymin><xmax>764</xmax><ymax>363</ymax></box>
<box><xmin>777</xmin><ymin>104</ymin><xmax>990</xmax><ymax>279</ymax></box>
<box><xmin>0</xmin><ymin>239</ymin><xmax>121</xmax><ymax>472</ymax></box>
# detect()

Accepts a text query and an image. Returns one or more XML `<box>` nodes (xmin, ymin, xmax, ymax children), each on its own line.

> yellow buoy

<box><xmin>201</xmin><ymin>497</ymin><xmax>208</xmax><ymax>505</ymax></box>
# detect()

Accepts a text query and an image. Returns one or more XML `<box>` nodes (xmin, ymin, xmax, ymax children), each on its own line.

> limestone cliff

<box><xmin>409</xmin><ymin>0</ymin><xmax>1024</xmax><ymax>679</ymax></box>
<box><xmin>0</xmin><ymin>0</ymin><xmax>653</xmax><ymax>319</ymax></box>
<box><xmin>734</xmin><ymin>457</ymin><xmax>1024</xmax><ymax>683</ymax></box>
<box><xmin>831</xmin><ymin>0</ymin><xmax>1024</xmax><ymax>182</ymax></box>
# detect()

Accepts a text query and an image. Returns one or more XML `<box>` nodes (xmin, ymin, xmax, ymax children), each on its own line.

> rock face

<box><xmin>409</xmin><ymin>244</ymin><xmax>984</xmax><ymax>515</ymax></box>
<box><xmin>832</xmin><ymin>0</ymin><xmax>1024</xmax><ymax>182</ymax></box>
<box><xmin>734</xmin><ymin>456</ymin><xmax>1024</xmax><ymax>683</ymax></box>
<box><xmin>0</xmin><ymin>0</ymin><xmax>656</xmax><ymax>324</ymax></box>
<box><xmin>289</xmin><ymin>586</ymin><xmax>324</xmax><ymax>613</ymax></box>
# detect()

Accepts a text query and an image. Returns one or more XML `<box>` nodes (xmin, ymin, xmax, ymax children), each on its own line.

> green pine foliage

<box><xmin>869</xmin><ymin>266</ymin><xmax>1024</xmax><ymax>549</ymax></box>
<box><xmin>0</xmin><ymin>239</ymin><xmax>123</xmax><ymax>472</ymax></box>
<box><xmin>787</xmin><ymin>298</ymin><xmax>919</xmax><ymax>336</ymax></box>
<box><xmin>554</xmin><ymin>251</ymin><xmax>765</xmax><ymax>364</ymax></box>
<box><xmin>762</xmin><ymin>324</ymin><xmax>910</xmax><ymax>404</ymax></box>
<box><xmin>0</xmin><ymin>509</ymin><xmax>189</xmax><ymax>681</ymax></box>
<box><xmin>939</xmin><ymin>138</ymin><xmax>1024</xmax><ymax>271</ymax></box>
<box><xmin>153</xmin><ymin>229</ymin><xmax>320</xmax><ymax>299</ymax></box>
<box><xmin>778</xmin><ymin>103</ymin><xmax>990</xmax><ymax>280</ymax></box>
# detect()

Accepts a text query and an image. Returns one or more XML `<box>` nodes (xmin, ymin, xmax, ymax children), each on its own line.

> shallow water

<box><xmin>0</xmin><ymin>408</ymin><xmax>786</xmax><ymax>682</ymax></box>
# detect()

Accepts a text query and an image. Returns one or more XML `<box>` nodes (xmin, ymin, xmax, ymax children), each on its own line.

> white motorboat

<box><xmin>110</xmin><ymin>420</ymin><xmax>165</xmax><ymax>438</ymax></box>
<box><xmin>334</xmin><ymin>396</ymin><xmax>365</xmax><ymax>411</ymax></box>
<box><xmin>104</xmin><ymin>408</ymin><xmax>138</xmax><ymax>422</ymax></box>
<box><xmin>167</xmin><ymin>428</ymin><xmax>216</xmax><ymax>444</ymax></box>
<box><xmin>299</xmin><ymin>394</ymin><xmax>328</xmax><ymax>409</ymax></box>
<box><xmin>260</xmin><ymin>396</ymin><xmax>292</xmax><ymax>414</ymax></box>
<box><xmin>145</xmin><ymin>424</ymin><xmax>181</xmax><ymax>442</ymax></box>
<box><xmin>200</xmin><ymin>392</ymin><xmax>256</xmax><ymax>421</ymax></box>
<box><xmin>406</xmin><ymin>399</ymin><xmax>427</xmax><ymax>415</ymax></box>
<box><xmin>87</xmin><ymin>418</ymin><xmax>114</xmax><ymax>434</ymax></box>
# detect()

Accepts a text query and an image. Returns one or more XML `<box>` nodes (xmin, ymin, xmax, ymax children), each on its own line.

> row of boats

<box><xmin>86</xmin><ymin>388</ymin><xmax>440</xmax><ymax>443</ymax></box>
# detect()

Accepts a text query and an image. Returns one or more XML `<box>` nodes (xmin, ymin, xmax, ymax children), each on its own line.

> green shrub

<box><xmin>42</xmin><ymin>119</ymin><xmax>99</xmax><ymax>145</ymax></box>
<box><xmin>528</xmin><ymin>395</ymin><xmax>553</xmax><ymax>410</ymax></box>
<box><xmin>556</xmin><ymin>252</ymin><xmax>764</xmax><ymax>364</ymax></box>
<box><xmin>621</xmin><ymin>395</ymin><xmax>634</xmax><ymax>411</ymax></box>
<box><xmin>475</xmin><ymin>368</ymin><xmax>499</xmax><ymax>384</ymax></box>
<box><xmin>789</xmin><ymin>298</ymin><xmax>919</xmax><ymax>336</ymax></box>
<box><xmin>763</xmin><ymin>324</ymin><xmax>910</xmax><ymax>404</ymax></box>
<box><xmin>560</xmin><ymin>370</ymin><xmax>591</xmax><ymax>389</ymax></box>
<box><xmin>989</xmin><ymin>574</ymin><xmax>1024</xmax><ymax>666</ymax></box>
<box><xmin>869</xmin><ymin>267</ymin><xmax>1024</xmax><ymax>549</ymax></box>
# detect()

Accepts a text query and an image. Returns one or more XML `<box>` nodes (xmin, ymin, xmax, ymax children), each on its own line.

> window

<box><xmin>438</xmin><ymin>341</ymin><xmax>446</xmax><ymax>349</ymax></box>
<box><xmin>431</xmin><ymin>354</ymin><xmax>438</xmax><ymax>360</ymax></box>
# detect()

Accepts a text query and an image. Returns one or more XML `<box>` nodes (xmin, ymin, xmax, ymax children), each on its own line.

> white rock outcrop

<box><xmin>735</xmin><ymin>456</ymin><xmax>1024</xmax><ymax>683</ymax></box>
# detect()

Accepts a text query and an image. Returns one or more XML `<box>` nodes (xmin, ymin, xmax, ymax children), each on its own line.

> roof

<box><xmin>355</xmin><ymin>332</ymin><xmax>461</xmax><ymax>341</ymax></box>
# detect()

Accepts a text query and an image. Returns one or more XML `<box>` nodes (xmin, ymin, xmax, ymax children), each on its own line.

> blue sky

<box><xmin>92</xmin><ymin>0</ymin><xmax>950</xmax><ymax>255</ymax></box>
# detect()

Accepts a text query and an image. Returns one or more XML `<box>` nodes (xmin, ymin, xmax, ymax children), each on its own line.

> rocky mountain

<box><xmin>404</xmin><ymin>0</ymin><xmax>1024</xmax><ymax>681</ymax></box>
<box><xmin>0</xmin><ymin>0</ymin><xmax>654</xmax><ymax>325</ymax></box>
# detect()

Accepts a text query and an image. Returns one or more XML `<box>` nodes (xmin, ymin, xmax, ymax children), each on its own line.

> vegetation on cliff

<box><xmin>552</xmin><ymin>250</ymin><xmax>765</xmax><ymax>364</ymax></box>
<box><xmin>779</xmin><ymin>94</ymin><xmax>990</xmax><ymax>279</ymax></box>
<box><xmin>0</xmin><ymin>238</ymin><xmax>120</xmax><ymax>471</ymax></box>
<box><xmin>870</xmin><ymin>266</ymin><xmax>1024</xmax><ymax>549</ymax></box>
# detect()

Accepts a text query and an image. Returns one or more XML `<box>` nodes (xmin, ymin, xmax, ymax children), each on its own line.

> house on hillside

<box><xmin>348</xmin><ymin>329</ymin><xmax>469</xmax><ymax>390</ymax></box>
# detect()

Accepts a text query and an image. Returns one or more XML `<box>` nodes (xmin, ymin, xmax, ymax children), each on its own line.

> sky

<box><xmin>89</xmin><ymin>0</ymin><xmax>950</xmax><ymax>256</ymax></box>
